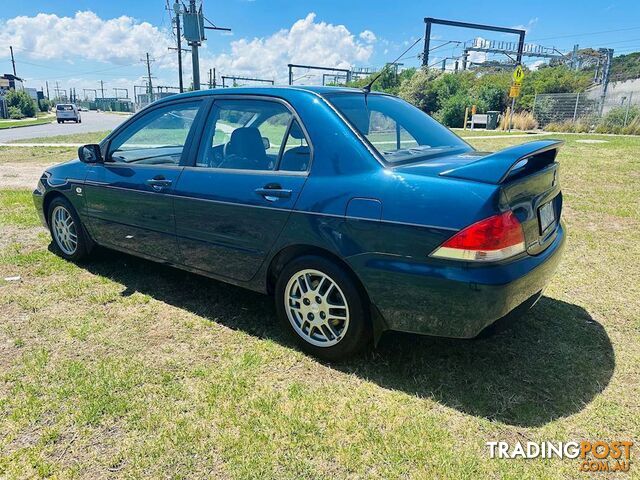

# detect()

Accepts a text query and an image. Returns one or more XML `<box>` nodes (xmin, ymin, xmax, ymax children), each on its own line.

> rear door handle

<box><xmin>146</xmin><ymin>177</ymin><xmax>172</xmax><ymax>191</ymax></box>
<box><xmin>255</xmin><ymin>184</ymin><xmax>292</xmax><ymax>202</ymax></box>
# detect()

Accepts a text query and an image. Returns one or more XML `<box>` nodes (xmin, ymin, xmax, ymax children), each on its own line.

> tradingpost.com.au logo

<box><xmin>487</xmin><ymin>441</ymin><xmax>634</xmax><ymax>473</ymax></box>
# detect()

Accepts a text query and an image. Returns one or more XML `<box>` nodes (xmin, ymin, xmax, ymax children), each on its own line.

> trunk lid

<box><xmin>396</xmin><ymin>140</ymin><xmax>564</xmax><ymax>255</ymax></box>
<box><xmin>442</xmin><ymin>139</ymin><xmax>564</xmax><ymax>255</ymax></box>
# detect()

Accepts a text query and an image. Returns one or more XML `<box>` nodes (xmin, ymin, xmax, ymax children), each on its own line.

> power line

<box><xmin>529</xmin><ymin>25</ymin><xmax>640</xmax><ymax>42</ymax></box>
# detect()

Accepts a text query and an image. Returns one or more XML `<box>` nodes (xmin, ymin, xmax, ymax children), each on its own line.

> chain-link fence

<box><xmin>532</xmin><ymin>91</ymin><xmax>640</xmax><ymax>127</ymax></box>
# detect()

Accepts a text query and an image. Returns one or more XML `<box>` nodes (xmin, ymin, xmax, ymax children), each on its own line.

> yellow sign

<box><xmin>509</xmin><ymin>85</ymin><xmax>521</xmax><ymax>98</ymax></box>
<box><xmin>513</xmin><ymin>65</ymin><xmax>525</xmax><ymax>84</ymax></box>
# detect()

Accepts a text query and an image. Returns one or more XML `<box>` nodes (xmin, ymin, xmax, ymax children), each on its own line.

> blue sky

<box><xmin>2</xmin><ymin>0</ymin><xmax>639</xmax><ymax>96</ymax></box>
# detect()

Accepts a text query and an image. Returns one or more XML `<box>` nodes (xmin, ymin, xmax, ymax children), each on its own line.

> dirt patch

<box><xmin>0</xmin><ymin>162</ymin><xmax>52</xmax><ymax>189</ymax></box>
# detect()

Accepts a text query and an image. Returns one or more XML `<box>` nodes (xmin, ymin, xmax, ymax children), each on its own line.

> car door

<box><xmin>83</xmin><ymin>99</ymin><xmax>203</xmax><ymax>262</ymax></box>
<box><xmin>173</xmin><ymin>97</ymin><xmax>311</xmax><ymax>281</ymax></box>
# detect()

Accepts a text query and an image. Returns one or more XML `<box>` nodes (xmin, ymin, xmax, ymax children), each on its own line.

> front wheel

<box><xmin>47</xmin><ymin>197</ymin><xmax>91</xmax><ymax>261</ymax></box>
<box><xmin>275</xmin><ymin>256</ymin><xmax>371</xmax><ymax>361</ymax></box>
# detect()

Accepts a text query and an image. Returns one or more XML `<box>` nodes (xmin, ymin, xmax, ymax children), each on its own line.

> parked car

<box><xmin>34</xmin><ymin>87</ymin><xmax>565</xmax><ymax>360</ymax></box>
<box><xmin>56</xmin><ymin>103</ymin><xmax>81</xmax><ymax>123</ymax></box>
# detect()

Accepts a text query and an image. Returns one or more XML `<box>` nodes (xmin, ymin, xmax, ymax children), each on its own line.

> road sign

<box><xmin>509</xmin><ymin>84</ymin><xmax>521</xmax><ymax>98</ymax></box>
<box><xmin>513</xmin><ymin>65</ymin><xmax>524</xmax><ymax>85</ymax></box>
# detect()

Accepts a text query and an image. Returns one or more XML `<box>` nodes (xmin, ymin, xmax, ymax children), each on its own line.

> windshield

<box><xmin>325</xmin><ymin>93</ymin><xmax>471</xmax><ymax>164</ymax></box>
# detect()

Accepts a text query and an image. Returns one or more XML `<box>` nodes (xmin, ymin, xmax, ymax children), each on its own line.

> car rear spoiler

<box><xmin>439</xmin><ymin>140</ymin><xmax>564</xmax><ymax>184</ymax></box>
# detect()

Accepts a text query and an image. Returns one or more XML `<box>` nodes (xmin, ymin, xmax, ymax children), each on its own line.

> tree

<box><xmin>398</xmin><ymin>69</ymin><xmax>441</xmax><ymax>113</ymax></box>
<box><xmin>38</xmin><ymin>98</ymin><xmax>51</xmax><ymax>112</ymax></box>
<box><xmin>4</xmin><ymin>89</ymin><xmax>37</xmax><ymax>118</ymax></box>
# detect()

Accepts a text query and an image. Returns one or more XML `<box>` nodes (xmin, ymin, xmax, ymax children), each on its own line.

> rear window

<box><xmin>325</xmin><ymin>93</ymin><xmax>470</xmax><ymax>165</ymax></box>
<box><xmin>56</xmin><ymin>105</ymin><xmax>74</xmax><ymax>111</ymax></box>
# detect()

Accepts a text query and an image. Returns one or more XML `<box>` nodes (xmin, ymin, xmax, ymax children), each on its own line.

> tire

<box><xmin>275</xmin><ymin>255</ymin><xmax>371</xmax><ymax>361</ymax></box>
<box><xmin>47</xmin><ymin>196</ymin><xmax>91</xmax><ymax>262</ymax></box>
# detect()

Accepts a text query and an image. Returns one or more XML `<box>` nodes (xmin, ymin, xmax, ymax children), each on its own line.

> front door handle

<box><xmin>146</xmin><ymin>176</ymin><xmax>172</xmax><ymax>191</ymax></box>
<box><xmin>255</xmin><ymin>183</ymin><xmax>292</xmax><ymax>202</ymax></box>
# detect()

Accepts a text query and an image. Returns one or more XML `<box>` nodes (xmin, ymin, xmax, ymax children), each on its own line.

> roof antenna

<box><xmin>362</xmin><ymin>37</ymin><xmax>423</xmax><ymax>94</ymax></box>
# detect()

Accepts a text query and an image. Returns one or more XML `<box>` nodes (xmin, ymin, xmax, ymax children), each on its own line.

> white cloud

<box><xmin>207</xmin><ymin>13</ymin><xmax>375</xmax><ymax>84</ymax></box>
<box><xmin>0</xmin><ymin>11</ymin><xmax>174</xmax><ymax>68</ymax></box>
<box><xmin>0</xmin><ymin>11</ymin><xmax>375</xmax><ymax>89</ymax></box>
<box><xmin>359</xmin><ymin>30</ymin><xmax>376</xmax><ymax>43</ymax></box>
<box><xmin>511</xmin><ymin>17</ymin><xmax>539</xmax><ymax>34</ymax></box>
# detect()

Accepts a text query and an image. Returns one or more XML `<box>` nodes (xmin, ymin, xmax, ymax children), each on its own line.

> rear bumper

<box><xmin>352</xmin><ymin>221</ymin><xmax>566</xmax><ymax>338</ymax></box>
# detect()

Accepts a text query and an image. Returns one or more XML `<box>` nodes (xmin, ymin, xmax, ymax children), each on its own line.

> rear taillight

<box><xmin>430</xmin><ymin>211</ymin><xmax>525</xmax><ymax>262</ymax></box>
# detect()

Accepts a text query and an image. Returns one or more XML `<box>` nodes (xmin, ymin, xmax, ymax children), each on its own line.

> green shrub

<box><xmin>621</xmin><ymin>115</ymin><xmax>640</xmax><ymax>135</ymax></box>
<box><xmin>38</xmin><ymin>98</ymin><xmax>51</xmax><ymax>112</ymax></box>
<box><xmin>543</xmin><ymin>117</ymin><xmax>596</xmax><ymax>133</ymax></box>
<box><xmin>597</xmin><ymin>105</ymin><xmax>640</xmax><ymax>133</ymax></box>
<box><xmin>398</xmin><ymin>69</ymin><xmax>440</xmax><ymax>114</ymax></box>
<box><xmin>4</xmin><ymin>89</ymin><xmax>37</xmax><ymax>118</ymax></box>
<box><xmin>434</xmin><ymin>93</ymin><xmax>485</xmax><ymax>128</ymax></box>
<box><xmin>8</xmin><ymin>106</ymin><xmax>24</xmax><ymax>119</ymax></box>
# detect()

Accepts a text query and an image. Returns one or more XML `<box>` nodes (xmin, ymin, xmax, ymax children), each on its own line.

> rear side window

<box><xmin>325</xmin><ymin>93</ymin><xmax>470</xmax><ymax>165</ymax></box>
<box><xmin>107</xmin><ymin>101</ymin><xmax>201</xmax><ymax>165</ymax></box>
<box><xmin>197</xmin><ymin>99</ymin><xmax>310</xmax><ymax>172</ymax></box>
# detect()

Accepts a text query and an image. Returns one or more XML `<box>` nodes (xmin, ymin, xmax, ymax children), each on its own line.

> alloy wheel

<box><xmin>51</xmin><ymin>205</ymin><xmax>78</xmax><ymax>255</ymax></box>
<box><xmin>284</xmin><ymin>269</ymin><xmax>350</xmax><ymax>347</ymax></box>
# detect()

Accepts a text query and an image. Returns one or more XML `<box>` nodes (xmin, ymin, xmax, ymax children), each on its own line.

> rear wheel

<box><xmin>47</xmin><ymin>197</ymin><xmax>91</xmax><ymax>261</ymax></box>
<box><xmin>275</xmin><ymin>256</ymin><xmax>370</xmax><ymax>361</ymax></box>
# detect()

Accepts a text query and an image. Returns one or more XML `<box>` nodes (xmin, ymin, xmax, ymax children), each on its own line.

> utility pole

<box><xmin>187</xmin><ymin>0</ymin><xmax>201</xmax><ymax>90</ymax></box>
<box><xmin>182</xmin><ymin>0</ymin><xmax>230</xmax><ymax>91</ymax></box>
<box><xmin>208</xmin><ymin>68</ymin><xmax>213</xmax><ymax>89</ymax></box>
<box><xmin>213</xmin><ymin>67</ymin><xmax>216</xmax><ymax>88</ymax></box>
<box><xmin>143</xmin><ymin>53</ymin><xmax>154</xmax><ymax>96</ymax></box>
<box><xmin>45</xmin><ymin>81</ymin><xmax>50</xmax><ymax>99</ymax></box>
<box><xmin>169</xmin><ymin>0</ymin><xmax>186</xmax><ymax>93</ymax></box>
<box><xmin>9</xmin><ymin>46</ymin><xmax>17</xmax><ymax>76</ymax></box>
<box><xmin>100</xmin><ymin>80</ymin><xmax>105</xmax><ymax>98</ymax></box>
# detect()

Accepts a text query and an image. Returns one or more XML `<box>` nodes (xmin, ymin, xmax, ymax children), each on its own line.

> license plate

<box><xmin>538</xmin><ymin>201</ymin><xmax>555</xmax><ymax>233</ymax></box>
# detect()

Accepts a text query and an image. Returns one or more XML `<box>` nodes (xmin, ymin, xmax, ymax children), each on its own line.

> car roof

<box><xmin>152</xmin><ymin>85</ymin><xmax>381</xmax><ymax>106</ymax></box>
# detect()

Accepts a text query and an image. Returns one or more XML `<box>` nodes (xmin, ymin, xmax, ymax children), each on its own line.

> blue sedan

<box><xmin>33</xmin><ymin>86</ymin><xmax>565</xmax><ymax>360</ymax></box>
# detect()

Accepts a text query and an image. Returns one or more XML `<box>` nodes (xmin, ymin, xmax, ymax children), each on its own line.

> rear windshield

<box><xmin>325</xmin><ymin>93</ymin><xmax>470</xmax><ymax>164</ymax></box>
<box><xmin>57</xmin><ymin>105</ymin><xmax>74</xmax><ymax>111</ymax></box>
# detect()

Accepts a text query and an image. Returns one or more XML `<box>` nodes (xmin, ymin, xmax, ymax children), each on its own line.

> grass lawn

<box><xmin>0</xmin><ymin>117</ymin><xmax>54</xmax><ymax>130</ymax></box>
<box><xmin>12</xmin><ymin>131</ymin><xmax>112</xmax><ymax>145</ymax></box>
<box><xmin>0</xmin><ymin>146</ymin><xmax>77</xmax><ymax>165</ymax></box>
<box><xmin>0</xmin><ymin>133</ymin><xmax>638</xmax><ymax>478</ymax></box>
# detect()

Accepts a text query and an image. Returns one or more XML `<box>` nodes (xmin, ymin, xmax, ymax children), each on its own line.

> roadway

<box><xmin>0</xmin><ymin>111</ymin><xmax>130</xmax><ymax>142</ymax></box>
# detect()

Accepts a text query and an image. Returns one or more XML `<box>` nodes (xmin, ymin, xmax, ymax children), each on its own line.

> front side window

<box><xmin>108</xmin><ymin>101</ymin><xmax>200</xmax><ymax>165</ymax></box>
<box><xmin>197</xmin><ymin>99</ymin><xmax>309</xmax><ymax>171</ymax></box>
<box><xmin>325</xmin><ymin>93</ymin><xmax>471</xmax><ymax>165</ymax></box>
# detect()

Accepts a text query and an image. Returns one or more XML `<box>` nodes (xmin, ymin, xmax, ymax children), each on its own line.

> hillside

<box><xmin>610</xmin><ymin>52</ymin><xmax>640</xmax><ymax>82</ymax></box>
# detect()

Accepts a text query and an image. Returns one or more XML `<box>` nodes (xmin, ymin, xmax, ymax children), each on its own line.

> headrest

<box><xmin>289</xmin><ymin>121</ymin><xmax>305</xmax><ymax>140</ymax></box>
<box><xmin>225</xmin><ymin>127</ymin><xmax>266</xmax><ymax>161</ymax></box>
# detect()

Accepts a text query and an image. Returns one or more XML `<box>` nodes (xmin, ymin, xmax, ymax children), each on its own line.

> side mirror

<box><xmin>262</xmin><ymin>137</ymin><xmax>270</xmax><ymax>151</ymax></box>
<box><xmin>78</xmin><ymin>144</ymin><xmax>103</xmax><ymax>164</ymax></box>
